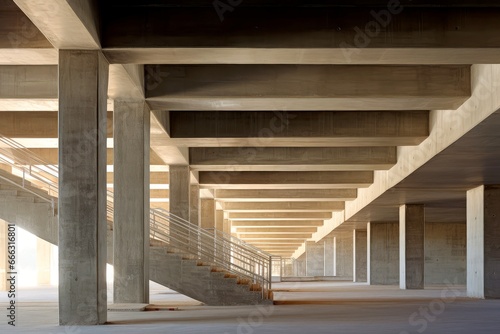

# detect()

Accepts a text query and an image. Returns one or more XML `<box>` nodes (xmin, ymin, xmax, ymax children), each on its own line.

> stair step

<box><xmin>0</xmin><ymin>189</ymin><xmax>18</xmax><ymax>196</ymax></box>
<box><xmin>224</xmin><ymin>273</ymin><xmax>238</xmax><ymax>279</ymax></box>
<box><xmin>249</xmin><ymin>283</ymin><xmax>262</xmax><ymax>292</ymax></box>
<box><xmin>237</xmin><ymin>278</ymin><xmax>251</xmax><ymax>285</ymax></box>
<box><xmin>1</xmin><ymin>195</ymin><xmax>35</xmax><ymax>203</ymax></box>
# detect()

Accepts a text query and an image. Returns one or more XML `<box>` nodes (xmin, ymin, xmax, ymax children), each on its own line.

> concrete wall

<box><xmin>425</xmin><ymin>222</ymin><xmax>466</xmax><ymax>285</ymax></box>
<box><xmin>324</xmin><ymin>237</ymin><xmax>335</xmax><ymax>276</ymax></box>
<box><xmin>306</xmin><ymin>241</ymin><xmax>324</xmax><ymax>276</ymax></box>
<box><xmin>336</xmin><ymin>231</ymin><xmax>353</xmax><ymax>279</ymax></box>
<box><xmin>368</xmin><ymin>223</ymin><xmax>399</xmax><ymax>285</ymax></box>
<box><xmin>295</xmin><ymin>253</ymin><xmax>306</xmax><ymax>277</ymax></box>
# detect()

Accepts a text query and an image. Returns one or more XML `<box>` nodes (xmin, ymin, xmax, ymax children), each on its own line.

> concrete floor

<box><xmin>1</xmin><ymin>281</ymin><xmax>499</xmax><ymax>334</ymax></box>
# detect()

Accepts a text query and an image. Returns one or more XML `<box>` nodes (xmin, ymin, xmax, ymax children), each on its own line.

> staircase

<box><xmin>0</xmin><ymin>135</ymin><xmax>273</xmax><ymax>305</ymax></box>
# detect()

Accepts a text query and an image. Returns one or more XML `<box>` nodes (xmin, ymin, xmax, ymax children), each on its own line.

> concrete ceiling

<box><xmin>2</xmin><ymin>0</ymin><xmax>500</xmax><ymax>257</ymax></box>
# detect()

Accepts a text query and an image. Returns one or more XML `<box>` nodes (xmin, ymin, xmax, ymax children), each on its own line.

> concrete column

<box><xmin>37</xmin><ymin>238</ymin><xmax>51</xmax><ymax>286</ymax></box>
<box><xmin>0</xmin><ymin>220</ymin><xmax>7</xmax><ymax>291</ymax></box>
<box><xmin>200</xmin><ymin>198</ymin><xmax>215</xmax><ymax>229</ymax></box>
<box><xmin>295</xmin><ymin>253</ymin><xmax>306</xmax><ymax>276</ymax></box>
<box><xmin>367</xmin><ymin>222</ymin><xmax>399</xmax><ymax>285</ymax></box>
<box><xmin>190</xmin><ymin>184</ymin><xmax>200</xmax><ymax>226</ymax></box>
<box><xmin>353</xmin><ymin>229</ymin><xmax>367</xmax><ymax>283</ymax></box>
<box><xmin>400</xmin><ymin>204</ymin><xmax>425</xmax><ymax>290</ymax></box>
<box><xmin>58</xmin><ymin>50</ymin><xmax>108</xmax><ymax>325</ymax></box>
<box><xmin>335</xmin><ymin>231</ymin><xmax>353</xmax><ymax>279</ymax></box>
<box><xmin>169</xmin><ymin>166</ymin><xmax>190</xmax><ymax>220</ymax></box>
<box><xmin>215</xmin><ymin>210</ymin><xmax>224</xmax><ymax>232</ymax></box>
<box><xmin>113</xmin><ymin>101</ymin><xmax>150</xmax><ymax>304</ymax></box>
<box><xmin>324</xmin><ymin>237</ymin><xmax>335</xmax><ymax>276</ymax></box>
<box><xmin>223</xmin><ymin>219</ymin><xmax>231</xmax><ymax>235</ymax></box>
<box><xmin>306</xmin><ymin>241</ymin><xmax>325</xmax><ymax>276</ymax></box>
<box><xmin>467</xmin><ymin>185</ymin><xmax>500</xmax><ymax>299</ymax></box>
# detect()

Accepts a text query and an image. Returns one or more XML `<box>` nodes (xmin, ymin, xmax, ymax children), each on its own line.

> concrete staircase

<box><xmin>150</xmin><ymin>241</ymin><xmax>272</xmax><ymax>305</ymax></box>
<box><xmin>0</xmin><ymin>165</ymin><xmax>273</xmax><ymax>306</ymax></box>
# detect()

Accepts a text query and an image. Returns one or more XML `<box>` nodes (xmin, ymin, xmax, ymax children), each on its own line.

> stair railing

<box><xmin>150</xmin><ymin>209</ymin><xmax>272</xmax><ymax>298</ymax></box>
<box><xmin>1</xmin><ymin>134</ymin><xmax>272</xmax><ymax>298</ymax></box>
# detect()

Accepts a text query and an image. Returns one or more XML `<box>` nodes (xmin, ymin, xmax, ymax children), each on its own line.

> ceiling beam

<box><xmin>146</xmin><ymin>65</ymin><xmax>470</xmax><ymax>111</ymax></box>
<box><xmin>215</xmin><ymin>189</ymin><xmax>357</xmax><ymax>202</ymax></box>
<box><xmin>190</xmin><ymin>147</ymin><xmax>396</xmax><ymax>171</ymax></box>
<box><xmin>200</xmin><ymin>171</ymin><xmax>373</xmax><ymax>189</ymax></box>
<box><xmin>229</xmin><ymin>212</ymin><xmax>332</xmax><ymax>220</ymax></box>
<box><xmin>223</xmin><ymin>201</ymin><xmax>344</xmax><ymax>212</ymax></box>
<box><xmin>231</xmin><ymin>221</ymin><xmax>324</xmax><ymax>227</ymax></box>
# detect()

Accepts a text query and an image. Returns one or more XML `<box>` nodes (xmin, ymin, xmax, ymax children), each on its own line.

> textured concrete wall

<box><xmin>400</xmin><ymin>204</ymin><xmax>425</xmax><ymax>289</ymax></box>
<box><xmin>368</xmin><ymin>223</ymin><xmax>399</xmax><ymax>285</ymax></box>
<box><xmin>425</xmin><ymin>222</ymin><xmax>466</xmax><ymax>285</ymax></box>
<box><xmin>336</xmin><ymin>231</ymin><xmax>353</xmax><ymax>278</ymax></box>
<box><xmin>295</xmin><ymin>253</ymin><xmax>306</xmax><ymax>277</ymax></box>
<box><xmin>353</xmin><ymin>230</ymin><xmax>367</xmax><ymax>282</ymax></box>
<box><xmin>324</xmin><ymin>237</ymin><xmax>335</xmax><ymax>276</ymax></box>
<box><xmin>306</xmin><ymin>241</ymin><xmax>324</xmax><ymax>276</ymax></box>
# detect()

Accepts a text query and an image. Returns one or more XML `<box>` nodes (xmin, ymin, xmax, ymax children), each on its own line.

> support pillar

<box><xmin>190</xmin><ymin>184</ymin><xmax>200</xmax><ymax>226</ymax></box>
<box><xmin>113</xmin><ymin>101</ymin><xmax>150</xmax><ymax>304</ymax></box>
<box><xmin>367</xmin><ymin>222</ymin><xmax>399</xmax><ymax>285</ymax></box>
<box><xmin>324</xmin><ymin>237</ymin><xmax>335</xmax><ymax>276</ymax></box>
<box><xmin>353</xmin><ymin>229</ymin><xmax>367</xmax><ymax>283</ymax></box>
<box><xmin>200</xmin><ymin>198</ymin><xmax>215</xmax><ymax>229</ymax></box>
<box><xmin>58</xmin><ymin>50</ymin><xmax>108</xmax><ymax>325</ymax></box>
<box><xmin>215</xmin><ymin>210</ymin><xmax>224</xmax><ymax>232</ymax></box>
<box><xmin>400</xmin><ymin>204</ymin><xmax>425</xmax><ymax>290</ymax></box>
<box><xmin>335</xmin><ymin>231</ymin><xmax>353</xmax><ymax>279</ymax></box>
<box><xmin>467</xmin><ymin>185</ymin><xmax>500</xmax><ymax>299</ymax></box>
<box><xmin>169</xmin><ymin>166</ymin><xmax>190</xmax><ymax>220</ymax></box>
<box><xmin>223</xmin><ymin>219</ymin><xmax>231</xmax><ymax>235</ymax></box>
<box><xmin>37</xmin><ymin>238</ymin><xmax>52</xmax><ymax>286</ymax></box>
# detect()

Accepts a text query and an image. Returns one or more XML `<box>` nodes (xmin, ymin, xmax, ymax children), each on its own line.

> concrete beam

<box><xmin>239</xmin><ymin>234</ymin><xmax>312</xmax><ymax>239</ymax></box>
<box><xmin>222</xmin><ymin>202</ymin><xmax>344</xmax><ymax>212</ymax></box>
<box><xmin>231</xmin><ymin>221</ymin><xmax>324</xmax><ymax>227</ymax></box>
<box><xmin>0</xmin><ymin>3</ymin><xmax>52</xmax><ymax>48</ymax></box>
<box><xmin>13</xmin><ymin>0</ymin><xmax>100</xmax><ymax>49</ymax></box>
<box><xmin>236</xmin><ymin>227</ymin><xmax>317</xmax><ymax>234</ymax></box>
<box><xmin>168</xmin><ymin>111</ymin><xmax>429</xmax><ymax>147</ymax></box>
<box><xmin>150</xmin><ymin>111</ymin><xmax>189</xmax><ymax>165</ymax></box>
<box><xmin>103</xmin><ymin>48</ymin><xmax>500</xmax><ymax>66</ymax></box>
<box><xmin>229</xmin><ymin>212</ymin><xmax>331</xmax><ymax>221</ymax></box>
<box><xmin>190</xmin><ymin>147</ymin><xmax>397</xmax><ymax>171</ymax></box>
<box><xmin>146</xmin><ymin>65</ymin><xmax>469</xmax><ymax>111</ymax></box>
<box><xmin>215</xmin><ymin>189</ymin><xmax>357</xmax><ymax>202</ymax></box>
<box><xmin>200</xmin><ymin>171</ymin><xmax>373</xmax><ymax>189</ymax></box>
<box><xmin>102</xmin><ymin>6</ymin><xmax>500</xmax><ymax>65</ymax></box>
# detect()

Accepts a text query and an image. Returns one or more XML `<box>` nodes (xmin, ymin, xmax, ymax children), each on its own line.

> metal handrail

<box><xmin>150</xmin><ymin>209</ymin><xmax>272</xmax><ymax>297</ymax></box>
<box><xmin>0</xmin><ymin>134</ymin><xmax>272</xmax><ymax>299</ymax></box>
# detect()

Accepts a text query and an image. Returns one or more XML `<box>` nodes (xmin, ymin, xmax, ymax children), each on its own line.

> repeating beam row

<box><xmin>215</xmin><ymin>189</ymin><xmax>357</xmax><ymax>202</ymax></box>
<box><xmin>222</xmin><ymin>201</ymin><xmax>344</xmax><ymax>212</ymax></box>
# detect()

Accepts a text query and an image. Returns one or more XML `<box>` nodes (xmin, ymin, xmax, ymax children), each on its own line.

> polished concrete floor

<box><xmin>1</xmin><ymin>281</ymin><xmax>499</xmax><ymax>334</ymax></box>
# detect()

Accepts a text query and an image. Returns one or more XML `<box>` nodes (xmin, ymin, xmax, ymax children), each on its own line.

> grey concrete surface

<box><xmin>425</xmin><ymin>223</ymin><xmax>466</xmax><ymax>285</ymax></box>
<box><xmin>305</xmin><ymin>241</ymin><xmax>324</xmax><ymax>277</ymax></box>
<box><xmin>58</xmin><ymin>50</ymin><xmax>109</xmax><ymax>325</ymax></box>
<box><xmin>113</xmin><ymin>100</ymin><xmax>150</xmax><ymax>304</ymax></box>
<box><xmin>353</xmin><ymin>229</ymin><xmax>367</xmax><ymax>283</ymax></box>
<box><xmin>335</xmin><ymin>231</ymin><xmax>353</xmax><ymax>279</ymax></box>
<box><xmin>399</xmin><ymin>204</ymin><xmax>425</xmax><ymax>290</ymax></box>
<box><xmin>368</xmin><ymin>222</ymin><xmax>399</xmax><ymax>285</ymax></box>
<box><xmin>2</xmin><ymin>282</ymin><xmax>500</xmax><ymax>334</ymax></box>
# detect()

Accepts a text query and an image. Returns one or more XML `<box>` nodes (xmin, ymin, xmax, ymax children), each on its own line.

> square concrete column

<box><xmin>215</xmin><ymin>210</ymin><xmax>224</xmax><ymax>231</ymax></box>
<box><xmin>190</xmin><ymin>184</ymin><xmax>200</xmax><ymax>226</ymax></box>
<box><xmin>200</xmin><ymin>198</ymin><xmax>215</xmax><ymax>229</ymax></box>
<box><xmin>367</xmin><ymin>222</ymin><xmax>399</xmax><ymax>285</ymax></box>
<box><xmin>324</xmin><ymin>237</ymin><xmax>335</xmax><ymax>276</ymax></box>
<box><xmin>223</xmin><ymin>219</ymin><xmax>231</xmax><ymax>235</ymax></box>
<box><xmin>467</xmin><ymin>185</ymin><xmax>500</xmax><ymax>299</ymax></box>
<box><xmin>306</xmin><ymin>241</ymin><xmax>325</xmax><ymax>276</ymax></box>
<box><xmin>58</xmin><ymin>50</ymin><xmax>108</xmax><ymax>325</ymax></box>
<box><xmin>335</xmin><ymin>231</ymin><xmax>353</xmax><ymax>279</ymax></box>
<box><xmin>400</xmin><ymin>204</ymin><xmax>425</xmax><ymax>290</ymax></box>
<box><xmin>353</xmin><ymin>229</ymin><xmax>367</xmax><ymax>283</ymax></box>
<box><xmin>113</xmin><ymin>101</ymin><xmax>150</xmax><ymax>304</ymax></box>
<box><xmin>169</xmin><ymin>166</ymin><xmax>190</xmax><ymax>220</ymax></box>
